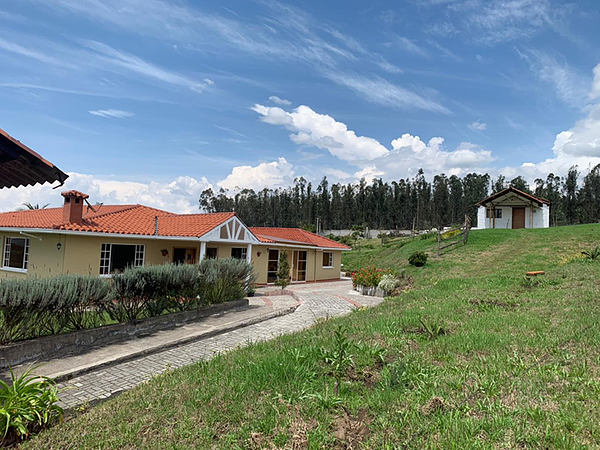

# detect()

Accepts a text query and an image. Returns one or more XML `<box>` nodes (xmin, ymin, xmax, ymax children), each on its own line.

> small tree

<box><xmin>275</xmin><ymin>251</ymin><xmax>291</xmax><ymax>290</ymax></box>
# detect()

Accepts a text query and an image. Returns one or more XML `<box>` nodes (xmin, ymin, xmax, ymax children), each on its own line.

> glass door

<box><xmin>293</xmin><ymin>250</ymin><xmax>307</xmax><ymax>282</ymax></box>
<box><xmin>267</xmin><ymin>249</ymin><xmax>279</xmax><ymax>283</ymax></box>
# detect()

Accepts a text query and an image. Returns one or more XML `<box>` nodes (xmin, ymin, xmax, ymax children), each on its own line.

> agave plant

<box><xmin>0</xmin><ymin>366</ymin><xmax>63</xmax><ymax>442</ymax></box>
<box><xmin>581</xmin><ymin>245</ymin><xmax>600</xmax><ymax>261</ymax></box>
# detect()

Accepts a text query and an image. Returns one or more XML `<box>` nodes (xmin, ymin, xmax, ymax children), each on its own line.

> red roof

<box><xmin>0</xmin><ymin>205</ymin><xmax>235</xmax><ymax>238</ymax></box>
<box><xmin>477</xmin><ymin>186</ymin><xmax>551</xmax><ymax>207</ymax></box>
<box><xmin>250</xmin><ymin>227</ymin><xmax>350</xmax><ymax>249</ymax></box>
<box><xmin>0</xmin><ymin>201</ymin><xmax>349</xmax><ymax>248</ymax></box>
<box><xmin>0</xmin><ymin>128</ymin><xmax>68</xmax><ymax>189</ymax></box>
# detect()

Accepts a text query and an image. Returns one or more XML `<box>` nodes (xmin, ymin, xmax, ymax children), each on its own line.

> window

<box><xmin>99</xmin><ymin>243</ymin><xmax>145</xmax><ymax>275</ymax></box>
<box><xmin>206</xmin><ymin>247</ymin><xmax>218</xmax><ymax>259</ymax></box>
<box><xmin>2</xmin><ymin>237</ymin><xmax>29</xmax><ymax>271</ymax></box>
<box><xmin>322</xmin><ymin>251</ymin><xmax>333</xmax><ymax>268</ymax></box>
<box><xmin>231</xmin><ymin>247</ymin><xmax>247</xmax><ymax>260</ymax></box>
<box><xmin>486</xmin><ymin>209</ymin><xmax>502</xmax><ymax>219</ymax></box>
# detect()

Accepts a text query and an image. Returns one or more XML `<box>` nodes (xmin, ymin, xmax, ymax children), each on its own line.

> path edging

<box><xmin>48</xmin><ymin>304</ymin><xmax>299</xmax><ymax>384</ymax></box>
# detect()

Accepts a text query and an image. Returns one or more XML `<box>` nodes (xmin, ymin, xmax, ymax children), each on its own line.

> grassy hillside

<box><xmin>23</xmin><ymin>225</ymin><xmax>600</xmax><ymax>449</ymax></box>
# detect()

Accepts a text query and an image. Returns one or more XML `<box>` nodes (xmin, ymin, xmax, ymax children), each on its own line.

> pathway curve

<box><xmin>56</xmin><ymin>280</ymin><xmax>383</xmax><ymax>408</ymax></box>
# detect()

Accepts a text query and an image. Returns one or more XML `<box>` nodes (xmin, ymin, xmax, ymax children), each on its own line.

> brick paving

<box><xmin>57</xmin><ymin>280</ymin><xmax>383</xmax><ymax>408</ymax></box>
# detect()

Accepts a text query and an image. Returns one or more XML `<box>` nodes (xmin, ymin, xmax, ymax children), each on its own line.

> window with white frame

<box><xmin>99</xmin><ymin>243</ymin><xmax>145</xmax><ymax>275</ymax></box>
<box><xmin>322</xmin><ymin>251</ymin><xmax>333</xmax><ymax>268</ymax></box>
<box><xmin>231</xmin><ymin>247</ymin><xmax>247</xmax><ymax>260</ymax></box>
<box><xmin>2</xmin><ymin>237</ymin><xmax>30</xmax><ymax>271</ymax></box>
<box><xmin>486</xmin><ymin>209</ymin><xmax>502</xmax><ymax>219</ymax></box>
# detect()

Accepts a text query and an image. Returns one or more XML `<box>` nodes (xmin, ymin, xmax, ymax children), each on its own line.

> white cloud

<box><xmin>322</xmin><ymin>71</ymin><xmax>450</xmax><ymax>114</ymax></box>
<box><xmin>391</xmin><ymin>35</ymin><xmax>429</xmax><ymax>58</ymax></box>
<box><xmin>372</xmin><ymin>135</ymin><xmax>495</xmax><ymax>179</ymax></box>
<box><xmin>84</xmin><ymin>41</ymin><xmax>211</xmax><ymax>93</ymax></box>
<box><xmin>269</xmin><ymin>95</ymin><xmax>291</xmax><ymax>105</ymax></box>
<box><xmin>354</xmin><ymin>166</ymin><xmax>384</xmax><ymax>183</ymax></box>
<box><xmin>252</xmin><ymin>102</ymin><xmax>494</xmax><ymax>180</ymax></box>
<box><xmin>516</xmin><ymin>48</ymin><xmax>589</xmax><ymax>106</ymax></box>
<box><xmin>218</xmin><ymin>157</ymin><xmax>295</xmax><ymax>191</ymax></box>
<box><xmin>0</xmin><ymin>173</ymin><xmax>212</xmax><ymax>214</ymax></box>
<box><xmin>469</xmin><ymin>119</ymin><xmax>487</xmax><ymax>131</ymax></box>
<box><xmin>252</xmin><ymin>104</ymin><xmax>389</xmax><ymax>162</ymax></box>
<box><xmin>323</xmin><ymin>168</ymin><xmax>352</xmax><ymax>179</ymax></box>
<box><xmin>89</xmin><ymin>109</ymin><xmax>135</xmax><ymax>119</ymax></box>
<box><xmin>590</xmin><ymin>63</ymin><xmax>600</xmax><ymax>101</ymax></box>
<box><xmin>0</xmin><ymin>37</ymin><xmax>74</xmax><ymax>68</ymax></box>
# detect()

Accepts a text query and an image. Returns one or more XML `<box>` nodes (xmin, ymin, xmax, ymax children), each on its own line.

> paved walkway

<box><xmin>51</xmin><ymin>279</ymin><xmax>382</xmax><ymax>409</ymax></box>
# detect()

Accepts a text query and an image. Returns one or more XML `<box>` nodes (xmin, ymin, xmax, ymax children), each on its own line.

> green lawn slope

<box><xmin>23</xmin><ymin>225</ymin><xmax>600</xmax><ymax>449</ymax></box>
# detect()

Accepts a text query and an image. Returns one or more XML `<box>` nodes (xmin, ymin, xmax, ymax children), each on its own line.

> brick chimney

<box><xmin>61</xmin><ymin>190</ymin><xmax>89</xmax><ymax>225</ymax></box>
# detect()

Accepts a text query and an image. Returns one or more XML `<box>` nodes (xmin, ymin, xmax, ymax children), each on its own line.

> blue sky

<box><xmin>1</xmin><ymin>0</ymin><xmax>599</xmax><ymax>212</ymax></box>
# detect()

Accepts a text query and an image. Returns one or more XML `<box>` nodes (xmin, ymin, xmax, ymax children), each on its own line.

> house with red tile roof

<box><xmin>476</xmin><ymin>187</ymin><xmax>550</xmax><ymax>229</ymax></box>
<box><xmin>0</xmin><ymin>191</ymin><xmax>350</xmax><ymax>284</ymax></box>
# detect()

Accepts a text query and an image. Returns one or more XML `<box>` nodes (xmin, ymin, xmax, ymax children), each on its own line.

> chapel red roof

<box><xmin>250</xmin><ymin>227</ymin><xmax>350</xmax><ymax>249</ymax></box>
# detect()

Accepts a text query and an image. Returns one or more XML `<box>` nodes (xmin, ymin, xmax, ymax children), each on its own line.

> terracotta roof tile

<box><xmin>0</xmin><ymin>205</ymin><xmax>234</xmax><ymax>238</ymax></box>
<box><xmin>249</xmin><ymin>227</ymin><xmax>350</xmax><ymax>249</ymax></box>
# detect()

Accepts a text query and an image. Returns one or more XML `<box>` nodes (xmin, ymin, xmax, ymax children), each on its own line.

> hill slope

<box><xmin>24</xmin><ymin>225</ymin><xmax>600</xmax><ymax>449</ymax></box>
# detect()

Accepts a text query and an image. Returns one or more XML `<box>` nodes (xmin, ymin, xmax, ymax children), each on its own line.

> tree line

<box><xmin>199</xmin><ymin>165</ymin><xmax>600</xmax><ymax>230</ymax></box>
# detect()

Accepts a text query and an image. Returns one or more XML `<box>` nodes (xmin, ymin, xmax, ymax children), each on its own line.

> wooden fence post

<box><xmin>437</xmin><ymin>229</ymin><xmax>441</xmax><ymax>257</ymax></box>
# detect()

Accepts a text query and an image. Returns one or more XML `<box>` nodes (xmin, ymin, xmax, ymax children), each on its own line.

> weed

<box><xmin>0</xmin><ymin>366</ymin><xmax>64</xmax><ymax>445</ymax></box>
<box><xmin>419</xmin><ymin>317</ymin><xmax>447</xmax><ymax>339</ymax></box>
<box><xmin>321</xmin><ymin>325</ymin><xmax>354</xmax><ymax>393</ymax></box>
<box><xmin>581</xmin><ymin>245</ymin><xmax>600</xmax><ymax>261</ymax></box>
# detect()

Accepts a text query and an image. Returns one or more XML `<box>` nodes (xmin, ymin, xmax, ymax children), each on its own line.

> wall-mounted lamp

<box><xmin>161</xmin><ymin>249</ymin><xmax>169</xmax><ymax>257</ymax></box>
<box><xmin>56</xmin><ymin>242</ymin><xmax>62</xmax><ymax>251</ymax></box>
<box><xmin>257</xmin><ymin>251</ymin><xmax>262</xmax><ymax>257</ymax></box>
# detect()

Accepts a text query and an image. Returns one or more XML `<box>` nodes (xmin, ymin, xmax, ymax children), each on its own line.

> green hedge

<box><xmin>0</xmin><ymin>259</ymin><xmax>256</xmax><ymax>344</ymax></box>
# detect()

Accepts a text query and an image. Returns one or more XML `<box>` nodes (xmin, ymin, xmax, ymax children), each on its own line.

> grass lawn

<box><xmin>22</xmin><ymin>225</ymin><xmax>600</xmax><ymax>449</ymax></box>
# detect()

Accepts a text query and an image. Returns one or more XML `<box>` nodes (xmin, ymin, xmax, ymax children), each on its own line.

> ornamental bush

<box><xmin>408</xmin><ymin>251</ymin><xmax>428</xmax><ymax>267</ymax></box>
<box><xmin>197</xmin><ymin>258</ymin><xmax>256</xmax><ymax>304</ymax></box>
<box><xmin>351</xmin><ymin>266</ymin><xmax>393</xmax><ymax>287</ymax></box>
<box><xmin>0</xmin><ymin>261</ymin><xmax>256</xmax><ymax>344</ymax></box>
<box><xmin>378</xmin><ymin>274</ymin><xmax>403</xmax><ymax>295</ymax></box>
<box><xmin>0</xmin><ymin>275</ymin><xmax>111</xmax><ymax>344</ymax></box>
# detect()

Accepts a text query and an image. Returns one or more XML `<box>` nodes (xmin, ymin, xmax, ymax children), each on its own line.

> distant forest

<box><xmin>200</xmin><ymin>165</ymin><xmax>600</xmax><ymax>231</ymax></box>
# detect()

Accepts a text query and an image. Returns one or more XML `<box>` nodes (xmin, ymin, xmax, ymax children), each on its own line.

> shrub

<box><xmin>198</xmin><ymin>258</ymin><xmax>256</xmax><ymax>304</ymax></box>
<box><xmin>378</xmin><ymin>273</ymin><xmax>403</xmax><ymax>295</ymax></box>
<box><xmin>109</xmin><ymin>264</ymin><xmax>204</xmax><ymax>321</ymax></box>
<box><xmin>408</xmin><ymin>251</ymin><xmax>428</xmax><ymax>267</ymax></box>
<box><xmin>0</xmin><ymin>275</ymin><xmax>111</xmax><ymax>344</ymax></box>
<box><xmin>351</xmin><ymin>266</ymin><xmax>392</xmax><ymax>287</ymax></box>
<box><xmin>275</xmin><ymin>251</ymin><xmax>291</xmax><ymax>290</ymax></box>
<box><xmin>0</xmin><ymin>366</ymin><xmax>63</xmax><ymax>445</ymax></box>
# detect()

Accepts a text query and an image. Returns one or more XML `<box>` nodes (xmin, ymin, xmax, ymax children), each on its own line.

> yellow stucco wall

<box><xmin>0</xmin><ymin>231</ymin><xmax>343</xmax><ymax>284</ymax></box>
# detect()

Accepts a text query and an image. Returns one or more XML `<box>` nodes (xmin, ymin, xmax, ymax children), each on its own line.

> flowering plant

<box><xmin>351</xmin><ymin>266</ymin><xmax>393</xmax><ymax>287</ymax></box>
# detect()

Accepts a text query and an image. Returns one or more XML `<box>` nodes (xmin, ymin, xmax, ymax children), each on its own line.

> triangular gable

<box><xmin>478</xmin><ymin>187</ymin><xmax>550</xmax><ymax>207</ymax></box>
<box><xmin>201</xmin><ymin>215</ymin><xmax>259</xmax><ymax>244</ymax></box>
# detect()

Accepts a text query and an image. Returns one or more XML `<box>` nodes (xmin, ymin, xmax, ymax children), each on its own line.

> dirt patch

<box><xmin>332</xmin><ymin>409</ymin><xmax>370</xmax><ymax>449</ymax></box>
<box><xmin>420</xmin><ymin>396</ymin><xmax>449</xmax><ymax>416</ymax></box>
<box><xmin>348</xmin><ymin>367</ymin><xmax>380</xmax><ymax>389</ymax></box>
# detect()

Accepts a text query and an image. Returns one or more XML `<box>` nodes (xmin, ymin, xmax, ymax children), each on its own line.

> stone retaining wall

<box><xmin>0</xmin><ymin>298</ymin><xmax>248</xmax><ymax>370</ymax></box>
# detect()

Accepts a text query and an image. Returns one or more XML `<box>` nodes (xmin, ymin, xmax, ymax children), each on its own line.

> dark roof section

<box><xmin>477</xmin><ymin>186</ymin><xmax>551</xmax><ymax>207</ymax></box>
<box><xmin>0</xmin><ymin>128</ymin><xmax>68</xmax><ymax>189</ymax></box>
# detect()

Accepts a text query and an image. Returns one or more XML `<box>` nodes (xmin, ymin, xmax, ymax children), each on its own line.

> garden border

<box><xmin>0</xmin><ymin>298</ymin><xmax>249</xmax><ymax>370</ymax></box>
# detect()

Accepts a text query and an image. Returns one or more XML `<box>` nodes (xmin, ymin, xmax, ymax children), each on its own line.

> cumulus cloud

<box><xmin>89</xmin><ymin>109</ymin><xmax>135</xmax><ymax>119</ymax></box>
<box><xmin>0</xmin><ymin>173</ymin><xmax>212</xmax><ymax>214</ymax></box>
<box><xmin>218</xmin><ymin>157</ymin><xmax>295</xmax><ymax>191</ymax></box>
<box><xmin>354</xmin><ymin>166</ymin><xmax>384</xmax><ymax>183</ymax></box>
<box><xmin>469</xmin><ymin>119</ymin><xmax>487</xmax><ymax>131</ymax></box>
<box><xmin>252</xmin><ymin>104</ymin><xmax>389</xmax><ymax>162</ymax></box>
<box><xmin>269</xmin><ymin>95</ymin><xmax>291</xmax><ymax>105</ymax></box>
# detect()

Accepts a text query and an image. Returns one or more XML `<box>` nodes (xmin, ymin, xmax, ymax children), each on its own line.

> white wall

<box><xmin>477</xmin><ymin>205</ymin><xmax>549</xmax><ymax>229</ymax></box>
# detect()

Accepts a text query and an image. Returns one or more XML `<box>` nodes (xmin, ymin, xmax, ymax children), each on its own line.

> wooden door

<box><xmin>512</xmin><ymin>207</ymin><xmax>525</xmax><ymax>229</ymax></box>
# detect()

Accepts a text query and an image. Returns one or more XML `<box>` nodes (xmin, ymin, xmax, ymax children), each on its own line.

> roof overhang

<box><xmin>0</xmin><ymin>129</ymin><xmax>68</xmax><ymax>189</ymax></box>
<box><xmin>477</xmin><ymin>187</ymin><xmax>550</xmax><ymax>207</ymax></box>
